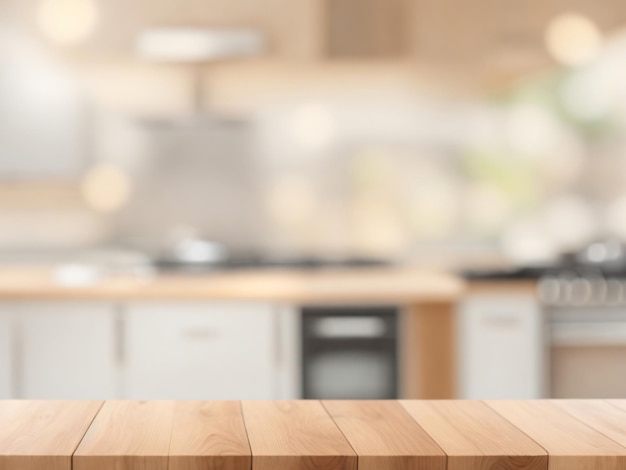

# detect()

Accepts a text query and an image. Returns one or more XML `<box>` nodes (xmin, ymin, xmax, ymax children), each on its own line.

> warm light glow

<box><xmin>545</xmin><ymin>13</ymin><xmax>602</xmax><ymax>66</ymax></box>
<box><xmin>290</xmin><ymin>104</ymin><xmax>336</xmax><ymax>151</ymax></box>
<box><xmin>37</xmin><ymin>0</ymin><xmax>98</xmax><ymax>46</ymax></box>
<box><xmin>81</xmin><ymin>164</ymin><xmax>132</xmax><ymax>212</ymax></box>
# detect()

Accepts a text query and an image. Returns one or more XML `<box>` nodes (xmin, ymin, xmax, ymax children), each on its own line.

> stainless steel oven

<box><xmin>549</xmin><ymin>307</ymin><xmax>626</xmax><ymax>398</ymax></box>
<box><xmin>542</xmin><ymin>271</ymin><xmax>626</xmax><ymax>398</ymax></box>
<box><xmin>300</xmin><ymin>306</ymin><xmax>398</xmax><ymax>399</ymax></box>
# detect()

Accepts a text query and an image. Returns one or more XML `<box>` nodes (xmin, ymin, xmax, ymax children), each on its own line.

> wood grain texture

<box><xmin>403</xmin><ymin>302</ymin><xmax>456</xmax><ymax>398</ymax></box>
<box><xmin>401</xmin><ymin>400</ymin><xmax>546</xmax><ymax>470</ymax></box>
<box><xmin>73</xmin><ymin>400</ymin><xmax>175</xmax><ymax>470</ymax></box>
<box><xmin>0</xmin><ymin>267</ymin><xmax>463</xmax><ymax>303</ymax></box>
<box><xmin>555</xmin><ymin>400</ymin><xmax>626</xmax><ymax>449</ymax></box>
<box><xmin>169</xmin><ymin>401</ymin><xmax>250</xmax><ymax>470</ymax></box>
<box><xmin>242</xmin><ymin>400</ymin><xmax>356</xmax><ymax>470</ymax></box>
<box><xmin>326</xmin><ymin>0</ymin><xmax>408</xmax><ymax>58</ymax></box>
<box><xmin>487</xmin><ymin>400</ymin><xmax>626</xmax><ymax>470</ymax></box>
<box><xmin>0</xmin><ymin>400</ymin><xmax>102</xmax><ymax>470</ymax></box>
<box><xmin>323</xmin><ymin>400</ymin><xmax>445</xmax><ymax>470</ymax></box>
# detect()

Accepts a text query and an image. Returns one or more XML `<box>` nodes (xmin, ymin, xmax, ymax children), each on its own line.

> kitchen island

<box><xmin>1</xmin><ymin>399</ymin><xmax>625</xmax><ymax>470</ymax></box>
<box><xmin>0</xmin><ymin>266</ymin><xmax>464</xmax><ymax>399</ymax></box>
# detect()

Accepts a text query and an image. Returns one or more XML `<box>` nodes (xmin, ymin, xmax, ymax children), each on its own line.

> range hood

<box><xmin>136</xmin><ymin>28</ymin><xmax>264</xmax><ymax>63</ymax></box>
<box><xmin>134</xmin><ymin>27</ymin><xmax>264</xmax><ymax>126</ymax></box>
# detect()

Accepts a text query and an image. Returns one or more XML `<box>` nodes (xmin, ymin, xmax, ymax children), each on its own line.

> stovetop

<box><xmin>152</xmin><ymin>256</ymin><xmax>391</xmax><ymax>273</ymax></box>
<box><xmin>462</xmin><ymin>264</ymin><xmax>626</xmax><ymax>306</ymax></box>
<box><xmin>461</xmin><ymin>264</ymin><xmax>626</xmax><ymax>281</ymax></box>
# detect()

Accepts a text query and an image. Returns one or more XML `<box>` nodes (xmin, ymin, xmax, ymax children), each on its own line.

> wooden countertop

<box><xmin>0</xmin><ymin>266</ymin><xmax>466</xmax><ymax>303</ymax></box>
<box><xmin>1</xmin><ymin>400</ymin><xmax>626</xmax><ymax>470</ymax></box>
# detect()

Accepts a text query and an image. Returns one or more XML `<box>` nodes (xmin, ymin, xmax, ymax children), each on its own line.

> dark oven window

<box><xmin>301</xmin><ymin>306</ymin><xmax>398</xmax><ymax>399</ymax></box>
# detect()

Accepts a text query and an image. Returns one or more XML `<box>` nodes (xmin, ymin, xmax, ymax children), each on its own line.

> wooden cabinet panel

<box><xmin>326</xmin><ymin>0</ymin><xmax>408</xmax><ymax>58</ymax></box>
<box><xmin>242</xmin><ymin>400</ymin><xmax>356</xmax><ymax>470</ymax></box>
<box><xmin>403</xmin><ymin>302</ymin><xmax>456</xmax><ymax>399</ymax></box>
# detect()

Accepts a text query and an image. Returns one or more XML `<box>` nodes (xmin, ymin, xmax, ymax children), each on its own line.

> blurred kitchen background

<box><xmin>2</xmin><ymin>0</ymin><xmax>626</xmax><ymax>401</ymax></box>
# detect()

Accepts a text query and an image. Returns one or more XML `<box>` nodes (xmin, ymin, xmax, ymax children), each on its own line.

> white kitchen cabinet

<box><xmin>124</xmin><ymin>301</ymin><xmax>279</xmax><ymax>400</ymax></box>
<box><xmin>19</xmin><ymin>302</ymin><xmax>119</xmax><ymax>399</ymax></box>
<box><xmin>0</xmin><ymin>308</ymin><xmax>14</xmax><ymax>398</ymax></box>
<box><xmin>459</xmin><ymin>294</ymin><xmax>545</xmax><ymax>399</ymax></box>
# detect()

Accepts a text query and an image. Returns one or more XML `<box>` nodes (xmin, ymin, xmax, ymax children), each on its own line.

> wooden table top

<box><xmin>1</xmin><ymin>400</ymin><xmax>626</xmax><ymax>470</ymax></box>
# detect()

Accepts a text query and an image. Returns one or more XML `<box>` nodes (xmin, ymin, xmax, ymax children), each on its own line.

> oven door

<box><xmin>301</xmin><ymin>309</ymin><xmax>398</xmax><ymax>399</ymax></box>
<box><xmin>550</xmin><ymin>308</ymin><xmax>626</xmax><ymax>398</ymax></box>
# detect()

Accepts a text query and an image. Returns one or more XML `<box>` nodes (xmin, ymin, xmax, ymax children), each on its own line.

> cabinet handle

<box><xmin>274</xmin><ymin>310</ymin><xmax>282</xmax><ymax>368</ymax></box>
<box><xmin>11</xmin><ymin>314</ymin><xmax>23</xmax><ymax>399</ymax></box>
<box><xmin>481</xmin><ymin>315</ymin><xmax>521</xmax><ymax>328</ymax></box>
<box><xmin>115</xmin><ymin>305</ymin><xmax>125</xmax><ymax>366</ymax></box>
<box><xmin>182</xmin><ymin>328</ymin><xmax>219</xmax><ymax>340</ymax></box>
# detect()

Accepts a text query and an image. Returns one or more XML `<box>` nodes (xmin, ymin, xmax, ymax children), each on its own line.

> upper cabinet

<box><xmin>0</xmin><ymin>43</ymin><xmax>89</xmax><ymax>180</ymax></box>
<box><xmin>325</xmin><ymin>0</ymin><xmax>407</xmax><ymax>59</ymax></box>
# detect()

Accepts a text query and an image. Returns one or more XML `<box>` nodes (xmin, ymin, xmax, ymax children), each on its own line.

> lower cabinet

<box><xmin>0</xmin><ymin>301</ymin><xmax>119</xmax><ymax>399</ymax></box>
<box><xmin>123</xmin><ymin>301</ymin><xmax>279</xmax><ymax>400</ymax></box>
<box><xmin>0</xmin><ymin>300</ymin><xmax>287</xmax><ymax>400</ymax></box>
<box><xmin>459</xmin><ymin>294</ymin><xmax>545</xmax><ymax>399</ymax></box>
<box><xmin>19</xmin><ymin>302</ymin><xmax>119</xmax><ymax>399</ymax></box>
<box><xmin>0</xmin><ymin>308</ymin><xmax>13</xmax><ymax>399</ymax></box>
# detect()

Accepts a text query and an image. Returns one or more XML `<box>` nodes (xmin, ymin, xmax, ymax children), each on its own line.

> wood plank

<box><xmin>0</xmin><ymin>400</ymin><xmax>102</xmax><ymax>470</ymax></box>
<box><xmin>401</xmin><ymin>400</ymin><xmax>547</xmax><ymax>470</ymax></box>
<box><xmin>73</xmin><ymin>400</ymin><xmax>175</xmax><ymax>470</ymax></box>
<box><xmin>323</xmin><ymin>400</ymin><xmax>445</xmax><ymax>470</ymax></box>
<box><xmin>554</xmin><ymin>400</ymin><xmax>626</xmax><ymax>449</ymax></box>
<box><xmin>403</xmin><ymin>302</ymin><xmax>457</xmax><ymax>398</ymax></box>
<box><xmin>242</xmin><ymin>400</ymin><xmax>356</xmax><ymax>470</ymax></box>
<box><xmin>487</xmin><ymin>400</ymin><xmax>626</xmax><ymax>470</ymax></box>
<box><xmin>609</xmin><ymin>400</ymin><xmax>626</xmax><ymax>419</ymax></box>
<box><xmin>169</xmin><ymin>401</ymin><xmax>251</xmax><ymax>470</ymax></box>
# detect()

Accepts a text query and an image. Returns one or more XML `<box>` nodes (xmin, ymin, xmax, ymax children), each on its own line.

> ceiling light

<box><xmin>81</xmin><ymin>164</ymin><xmax>132</xmax><ymax>213</ymax></box>
<box><xmin>37</xmin><ymin>0</ymin><xmax>99</xmax><ymax>46</ymax></box>
<box><xmin>290</xmin><ymin>104</ymin><xmax>336</xmax><ymax>151</ymax></box>
<box><xmin>545</xmin><ymin>13</ymin><xmax>602</xmax><ymax>67</ymax></box>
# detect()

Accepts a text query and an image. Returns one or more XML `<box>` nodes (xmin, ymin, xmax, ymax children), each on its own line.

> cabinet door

<box><xmin>124</xmin><ymin>302</ymin><xmax>278</xmax><ymax>400</ymax></box>
<box><xmin>0</xmin><ymin>309</ymin><xmax>13</xmax><ymax>398</ymax></box>
<box><xmin>20</xmin><ymin>302</ymin><xmax>119</xmax><ymax>399</ymax></box>
<box><xmin>459</xmin><ymin>295</ymin><xmax>544</xmax><ymax>399</ymax></box>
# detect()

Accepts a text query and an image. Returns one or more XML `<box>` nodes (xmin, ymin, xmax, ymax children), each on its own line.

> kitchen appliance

<box><xmin>300</xmin><ymin>306</ymin><xmax>398</xmax><ymax>399</ymax></box>
<box><xmin>462</xmin><ymin>239</ymin><xmax>626</xmax><ymax>399</ymax></box>
<box><xmin>540</xmin><ymin>271</ymin><xmax>626</xmax><ymax>398</ymax></box>
<box><xmin>548</xmin><ymin>306</ymin><xmax>626</xmax><ymax>398</ymax></box>
<box><xmin>152</xmin><ymin>252</ymin><xmax>390</xmax><ymax>273</ymax></box>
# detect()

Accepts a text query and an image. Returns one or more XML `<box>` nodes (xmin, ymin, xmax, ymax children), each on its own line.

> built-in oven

<box><xmin>549</xmin><ymin>307</ymin><xmax>626</xmax><ymax>398</ymax></box>
<box><xmin>300</xmin><ymin>306</ymin><xmax>398</xmax><ymax>399</ymax></box>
